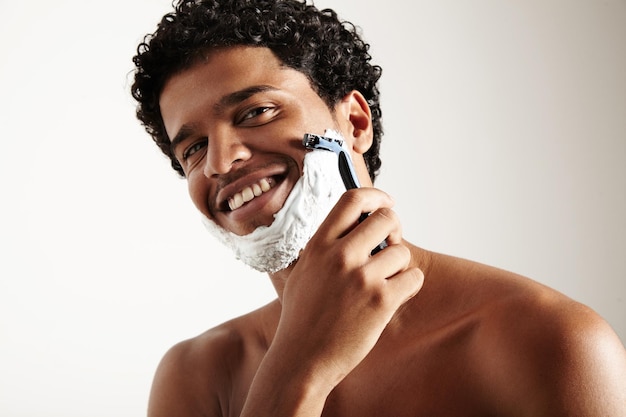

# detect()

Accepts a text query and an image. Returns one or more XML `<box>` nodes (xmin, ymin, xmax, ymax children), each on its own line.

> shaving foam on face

<box><xmin>201</xmin><ymin>129</ymin><xmax>348</xmax><ymax>273</ymax></box>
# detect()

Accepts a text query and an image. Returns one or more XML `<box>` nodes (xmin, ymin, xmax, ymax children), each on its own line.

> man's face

<box><xmin>159</xmin><ymin>46</ymin><xmax>345</xmax><ymax>236</ymax></box>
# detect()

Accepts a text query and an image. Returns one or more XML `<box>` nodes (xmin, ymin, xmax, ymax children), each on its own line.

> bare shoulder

<box><xmin>431</xmin><ymin>254</ymin><xmax>626</xmax><ymax>416</ymax></box>
<box><xmin>147</xmin><ymin>300</ymin><xmax>279</xmax><ymax>417</ymax></box>
<box><xmin>480</xmin><ymin>285</ymin><xmax>626</xmax><ymax>416</ymax></box>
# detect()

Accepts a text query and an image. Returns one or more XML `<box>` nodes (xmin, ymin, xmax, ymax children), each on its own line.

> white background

<box><xmin>1</xmin><ymin>0</ymin><xmax>624</xmax><ymax>415</ymax></box>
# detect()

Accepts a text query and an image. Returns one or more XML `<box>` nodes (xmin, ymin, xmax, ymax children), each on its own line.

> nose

<box><xmin>203</xmin><ymin>129</ymin><xmax>252</xmax><ymax>177</ymax></box>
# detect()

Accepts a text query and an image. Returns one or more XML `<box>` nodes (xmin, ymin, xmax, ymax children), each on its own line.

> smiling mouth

<box><xmin>226</xmin><ymin>176</ymin><xmax>280</xmax><ymax>211</ymax></box>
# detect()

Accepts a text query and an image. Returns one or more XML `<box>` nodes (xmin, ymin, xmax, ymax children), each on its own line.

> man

<box><xmin>131</xmin><ymin>1</ymin><xmax>626</xmax><ymax>416</ymax></box>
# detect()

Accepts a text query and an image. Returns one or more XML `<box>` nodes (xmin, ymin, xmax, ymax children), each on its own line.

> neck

<box><xmin>268</xmin><ymin>263</ymin><xmax>294</xmax><ymax>302</ymax></box>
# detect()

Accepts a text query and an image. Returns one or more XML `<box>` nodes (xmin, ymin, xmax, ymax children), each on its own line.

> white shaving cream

<box><xmin>201</xmin><ymin>129</ymin><xmax>348</xmax><ymax>273</ymax></box>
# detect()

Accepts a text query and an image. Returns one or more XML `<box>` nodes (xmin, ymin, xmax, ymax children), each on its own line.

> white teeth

<box><xmin>242</xmin><ymin>187</ymin><xmax>254</xmax><ymax>202</ymax></box>
<box><xmin>228</xmin><ymin>179</ymin><xmax>273</xmax><ymax>211</ymax></box>
<box><xmin>260</xmin><ymin>178</ymin><xmax>271</xmax><ymax>192</ymax></box>
<box><xmin>232</xmin><ymin>193</ymin><xmax>243</xmax><ymax>209</ymax></box>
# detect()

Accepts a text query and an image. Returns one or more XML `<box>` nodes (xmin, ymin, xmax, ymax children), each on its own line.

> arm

<box><xmin>482</xmin><ymin>295</ymin><xmax>626</xmax><ymax>416</ymax></box>
<box><xmin>240</xmin><ymin>188</ymin><xmax>424</xmax><ymax>417</ymax></box>
<box><xmin>147</xmin><ymin>338</ymin><xmax>224</xmax><ymax>417</ymax></box>
<box><xmin>535</xmin><ymin>309</ymin><xmax>626</xmax><ymax>416</ymax></box>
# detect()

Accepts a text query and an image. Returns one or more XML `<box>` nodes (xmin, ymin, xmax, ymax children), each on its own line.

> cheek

<box><xmin>186</xmin><ymin>175</ymin><xmax>212</xmax><ymax>217</ymax></box>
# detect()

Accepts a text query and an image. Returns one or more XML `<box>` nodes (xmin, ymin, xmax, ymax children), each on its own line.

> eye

<box><xmin>238</xmin><ymin>106</ymin><xmax>276</xmax><ymax>124</ymax></box>
<box><xmin>182</xmin><ymin>139</ymin><xmax>207</xmax><ymax>161</ymax></box>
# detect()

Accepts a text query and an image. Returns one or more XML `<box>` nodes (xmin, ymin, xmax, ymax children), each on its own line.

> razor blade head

<box><xmin>302</xmin><ymin>133</ymin><xmax>344</xmax><ymax>151</ymax></box>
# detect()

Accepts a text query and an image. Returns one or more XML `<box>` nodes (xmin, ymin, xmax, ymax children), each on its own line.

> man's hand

<box><xmin>241</xmin><ymin>188</ymin><xmax>424</xmax><ymax>417</ymax></box>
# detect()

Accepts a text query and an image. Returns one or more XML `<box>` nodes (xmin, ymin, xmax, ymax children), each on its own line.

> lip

<box><xmin>210</xmin><ymin>160</ymin><xmax>298</xmax><ymax>232</ymax></box>
<box><xmin>224</xmin><ymin>176</ymin><xmax>291</xmax><ymax>224</ymax></box>
<box><xmin>215</xmin><ymin>164</ymin><xmax>288</xmax><ymax>209</ymax></box>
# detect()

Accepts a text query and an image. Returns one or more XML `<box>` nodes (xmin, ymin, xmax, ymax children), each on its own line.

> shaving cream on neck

<box><xmin>201</xmin><ymin>130</ymin><xmax>347</xmax><ymax>273</ymax></box>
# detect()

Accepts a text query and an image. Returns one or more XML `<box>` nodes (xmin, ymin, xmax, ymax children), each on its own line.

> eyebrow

<box><xmin>169</xmin><ymin>124</ymin><xmax>198</xmax><ymax>157</ymax></box>
<box><xmin>215</xmin><ymin>85</ymin><xmax>278</xmax><ymax>110</ymax></box>
<box><xmin>169</xmin><ymin>84</ymin><xmax>279</xmax><ymax>155</ymax></box>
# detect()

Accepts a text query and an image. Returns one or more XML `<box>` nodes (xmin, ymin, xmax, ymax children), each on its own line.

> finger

<box><xmin>316</xmin><ymin>188</ymin><xmax>395</xmax><ymax>243</ymax></box>
<box><xmin>345</xmin><ymin>207</ymin><xmax>401</xmax><ymax>258</ymax></box>
<box><xmin>363</xmin><ymin>243</ymin><xmax>411</xmax><ymax>279</ymax></box>
<box><xmin>384</xmin><ymin>266</ymin><xmax>425</xmax><ymax>306</ymax></box>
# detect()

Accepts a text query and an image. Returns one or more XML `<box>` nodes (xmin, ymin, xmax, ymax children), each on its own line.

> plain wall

<box><xmin>1</xmin><ymin>1</ymin><xmax>624</xmax><ymax>415</ymax></box>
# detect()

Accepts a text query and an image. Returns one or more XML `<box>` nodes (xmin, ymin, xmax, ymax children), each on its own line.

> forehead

<box><xmin>159</xmin><ymin>46</ymin><xmax>316</xmax><ymax>137</ymax></box>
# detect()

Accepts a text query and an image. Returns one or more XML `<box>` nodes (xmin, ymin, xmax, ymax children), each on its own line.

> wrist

<box><xmin>241</xmin><ymin>344</ymin><xmax>337</xmax><ymax>417</ymax></box>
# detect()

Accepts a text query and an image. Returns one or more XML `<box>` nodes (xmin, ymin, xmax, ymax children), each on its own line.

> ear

<box><xmin>335</xmin><ymin>90</ymin><xmax>373</xmax><ymax>154</ymax></box>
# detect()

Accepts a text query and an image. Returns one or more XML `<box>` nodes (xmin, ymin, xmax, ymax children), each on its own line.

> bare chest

<box><xmin>320</xmin><ymin>341</ymin><xmax>491</xmax><ymax>417</ymax></box>
<box><xmin>227</xmin><ymin>329</ymin><xmax>493</xmax><ymax>417</ymax></box>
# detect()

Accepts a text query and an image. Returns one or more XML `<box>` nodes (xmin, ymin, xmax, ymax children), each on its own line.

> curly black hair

<box><xmin>131</xmin><ymin>0</ymin><xmax>383</xmax><ymax>182</ymax></box>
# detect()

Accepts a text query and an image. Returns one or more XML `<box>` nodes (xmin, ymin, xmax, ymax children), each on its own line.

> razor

<box><xmin>303</xmin><ymin>133</ymin><xmax>388</xmax><ymax>255</ymax></box>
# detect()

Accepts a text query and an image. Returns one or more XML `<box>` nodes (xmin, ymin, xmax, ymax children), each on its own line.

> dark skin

<box><xmin>149</xmin><ymin>46</ymin><xmax>626</xmax><ymax>417</ymax></box>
